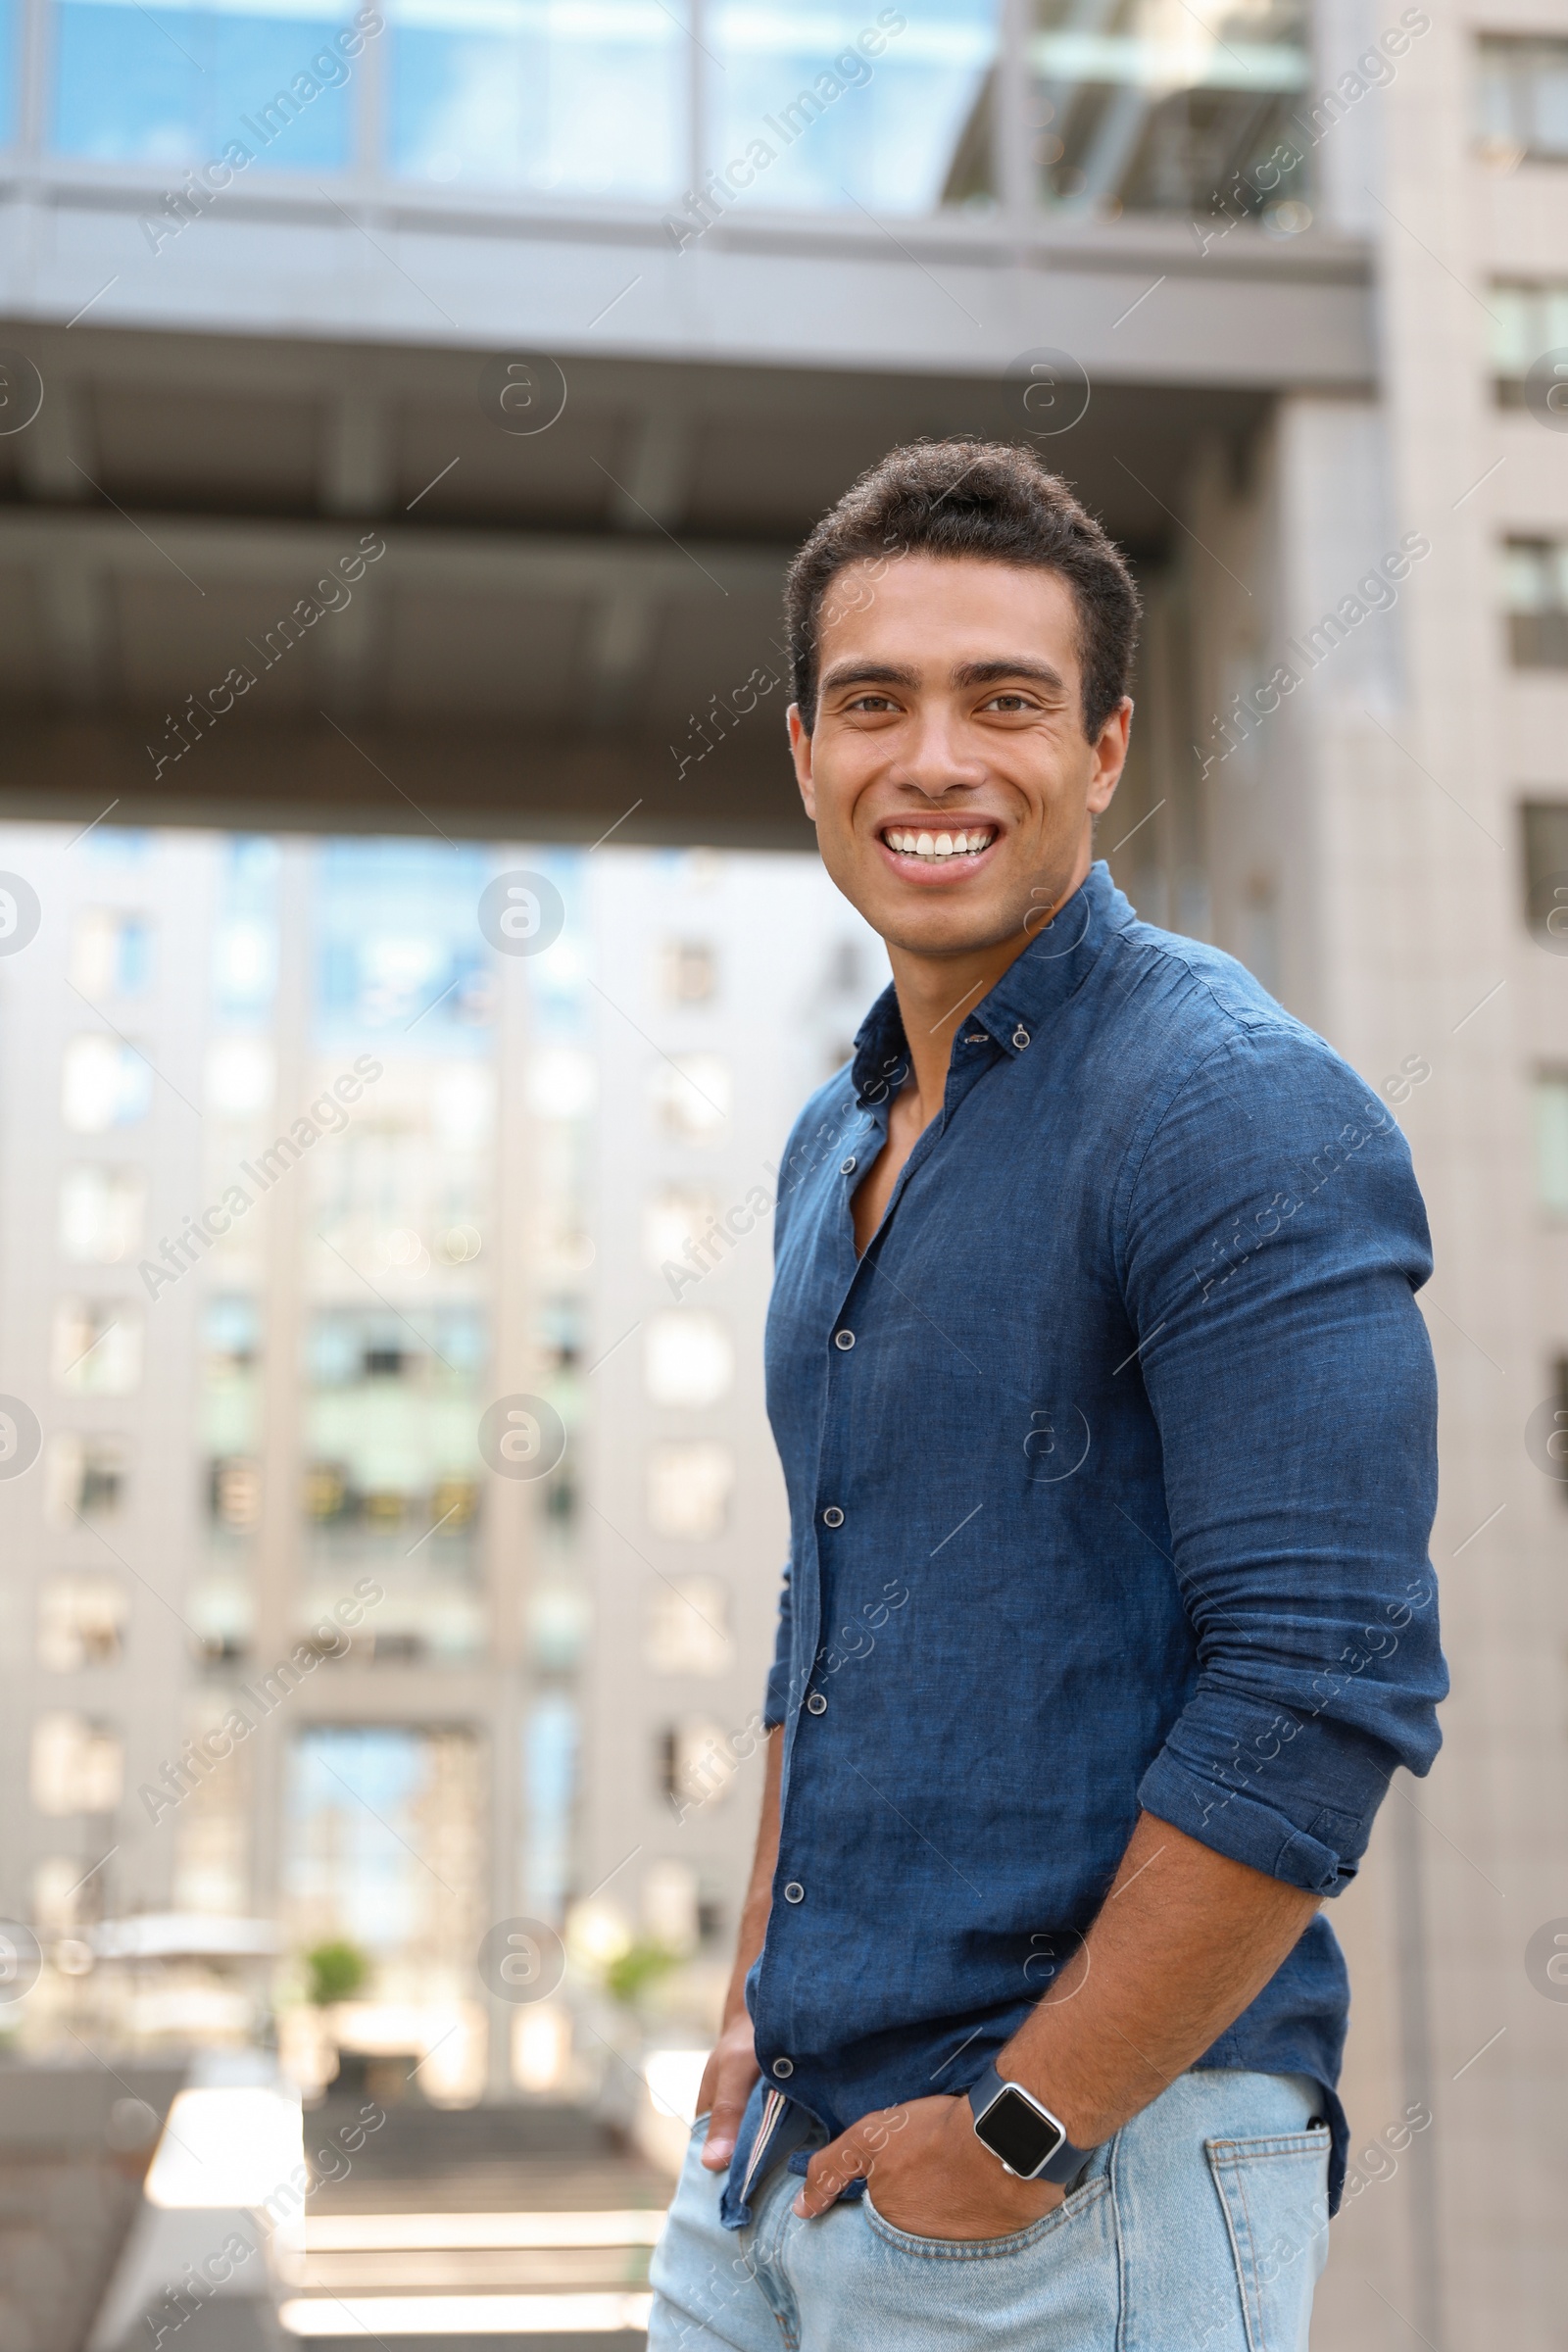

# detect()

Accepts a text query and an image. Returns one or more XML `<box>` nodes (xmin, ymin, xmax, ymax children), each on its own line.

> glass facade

<box><xmin>51</xmin><ymin>0</ymin><xmax>360</xmax><ymax>169</ymax></box>
<box><xmin>1030</xmin><ymin>0</ymin><xmax>1309</xmax><ymax>218</ymax></box>
<box><xmin>28</xmin><ymin>0</ymin><xmax>1311</xmax><ymax>216</ymax></box>
<box><xmin>705</xmin><ymin>1</ymin><xmax>1002</xmax><ymax>215</ymax></box>
<box><xmin>388</xmin><ymin>0</ymin><xmax>689</xmax><ymax>196</ymax></box>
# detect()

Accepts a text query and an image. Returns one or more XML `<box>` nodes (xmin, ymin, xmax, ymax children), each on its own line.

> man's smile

<box><xmin>875</xmin><ymin>822</ymin><xmax>1001</xmax><ymax>874</ymax></box>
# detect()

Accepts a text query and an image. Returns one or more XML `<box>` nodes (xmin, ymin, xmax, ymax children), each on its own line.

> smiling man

<box><xmin>647</xmin><ymin>441</ymin><xmax>1446</xmax><ymax>2350</ymax></box>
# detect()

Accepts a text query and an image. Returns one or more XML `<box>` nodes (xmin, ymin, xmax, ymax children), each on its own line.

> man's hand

<box><xmin>793</xmin><ymin>2093</ymin><xmax>1065</xmax><ymax>2240</ymax></box>
<box><xmin>697</xmin><ymin>2013</ymin><xmax>761</xmax><ymax>2170</ymax></box>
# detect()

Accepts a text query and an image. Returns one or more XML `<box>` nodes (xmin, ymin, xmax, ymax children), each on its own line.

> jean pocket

<box><xmin>862</xmin><ymin>2171</ymin><xmax>1110</xmax><ymax>2261</ymax></box>
<box><xmin>1204</xmin><ymin>2126</ymin><xmax>1331</xmax><ymax>2352</ymax></box>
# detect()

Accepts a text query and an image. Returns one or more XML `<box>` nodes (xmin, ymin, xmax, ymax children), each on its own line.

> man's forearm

<box><xmin>699</xmin><ymin>1728</ymin><xmax>783</xmax><ymax>2170</ymax></box>
<box><xmin>722</xmin><ymin>1728</ymin><xmax>782</xmax><ymax>2024</ymax></box>
<box><xmin>1002</xmin><ymin>1810</ymin><xmax>1321</xmax><ymax>2147</ymax></box>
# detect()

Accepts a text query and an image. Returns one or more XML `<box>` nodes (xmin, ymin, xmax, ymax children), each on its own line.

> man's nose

<box><xmin>889</xmin><ymin>716</ymin><xmax>985</xmax><ymax>795</ymax></box>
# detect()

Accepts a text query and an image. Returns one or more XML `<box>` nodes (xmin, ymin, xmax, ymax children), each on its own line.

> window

<box><xmin>1543</xmin><ymin>1356</ymin><xmax>1568</xmax><ymax>1497</ymax></box>
<box><xmin>45</xmin><ymin>1433</ymin><xmax>130</xmax><ymax>1525</ymax></box>
<box><xmin>1521</xmin><ymin>802</ymin><xmax>1568</xmax><ymax>936</ymax></box>
<box><xmin>527</xmin><ymin>1583</ymin><xmax>590</xmax><ymax>1673</ymax></box>
<box><xmin>1477</xmin><ymin>35</ymin><xmax>1568</xmax><ymax>163</ymax></box>
<box><xmin>30</xmin><ymin>1712</ymin><xmax>123</xmax><ymax>1814</ymax></box>
<box><xmin>52</xmin><ymin>1300</ymin><xmax>142</xmax><ymax>1396</ymax></box>
<box><xmin>643</xmin><ymin>1188</ymin><xmax>716</xmax><ymax>1273</ymax></box>
<box><xmin>37</xmin><ymin>1575</ymin><xmax>129</xmax><ymax>1671</ymax></box>
<box><xmin>62</xmin><ymin>1037</ymin><xmax>152</xmax><ymax>1132</ymax></box>
<box><xmin>205</xmin><ymin>1294</ymin><xmax>261</xmax><ymax>1378</ymax></box>
<box><xmin>644</xmin><ymin>1312</ymin><xmax>734</xmax><ymax>1407</ymax></box>
<box><xmin>1030</xmin><ymin>0</ymin><xmax>1311</xmax><ymax>220</ymax></box>
<box><xmin>642</xmin><ymin>1858</ymin><xmax>699</xmax><ymax>1951</ymax></box>
<box><xmin>214</xmin><ymin>915</ymin><xmax>278</xmax><ymax>1015</ymax></box>
<box><xmin>659</xmin><ymin>940</ymin><xmax>717</xmax><ymax>1005</ymax></box>
<box><xmin>33</xmin><ymin>1858</ymin><xmax>87</xmax><ymax>1935</ymax></box>
<box><xmin>646</xmin><ymin>1575</ymin><xmax>734</xmax><ymax>1676</ymax></box>
<box><xmin>707</xmin><ymin>0</ymin><xmax>1003</xmax><ymax>217</ymax></box>
<box><xmin>59</xmin><ymin>1166</ymin><xmax>145</xmax><ymax>1263</ymax></box>
<box><xmin>51</xmin><ymin>2</ymin><xmax>361</xmax><ymax>172</ymax></box>
<box><xmin>1536</xmin><ymin>1075</ymin><xmax>1568</xmax><ymax>1214</ymax></box>
<box><xmin>1490</xmin><ymin>281</ymin><xmax>1568</xmax><ymax>401</ymax></box>
<box><xmin>210</xmin><ymin>1456</ymin><xmax>263</xmax><ymax>1532</ymax></box>
<box><xmin>70</xmin><ymin>910</ymin><xmax>151</xmax><ymax>999</ymax></box>
<box><xmin>646</xmin><ymin>1441</ymin><xmax>734</xmax><ymax>1539</ymax></box>
<box><xmin>1503</xmin><ymin>540</ymin><xmax>1568</xmax><ymax>667</ymax></box>
<box><xmin>206</xmin><ymin>1038</ymin><xmax>275</xmax><ymax>1117</ymax></box>
<box><xmin>388</xmin><ymin>0</ymin><xmax>688</xmax><ymax>197</ymax></box>
<box><xmin>659</xmin><ymin>1717</ymin><xmax>738</xmax><ymax>1810</ymax></box>
<box><xmin>652</xmin><ymin>1054</ymin><xmax>731</xmax><ymax>1142</ymax></box>
<box><xmin>527</xmin><ymin>1047</ymin><xmax>596</xmax><ymax>1121</ymax></box>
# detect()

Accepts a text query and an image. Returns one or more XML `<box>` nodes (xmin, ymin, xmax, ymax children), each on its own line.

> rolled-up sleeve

<box><xmin>1119</xmin><ymin>1021</ymin><xmax>1446</xmax><ymax>1894</ymax></box>
<box><xmin>762</xmin><ymin>1560</ymin><xmax>793</xmax><ymax>1729</ymax></box>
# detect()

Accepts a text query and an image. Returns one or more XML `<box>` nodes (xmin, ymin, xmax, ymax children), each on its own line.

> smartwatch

<box><xmin>967</xmin><ymin>2061</ymin><xmax>1096</xmax><ymax>2185</ymax></box>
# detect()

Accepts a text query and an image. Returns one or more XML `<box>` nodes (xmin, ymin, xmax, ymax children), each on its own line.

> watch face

<box><xmin>976</xmin><ymin>2085</ymin><xmax>1066</xmax><ymax>2178</ymax></box>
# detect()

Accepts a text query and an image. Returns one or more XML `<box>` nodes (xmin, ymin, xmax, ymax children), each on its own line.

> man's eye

<box><xmin>983</xmin><ymin>693</ymin><xmax>1034</xmax><ymax>711</ymax></box>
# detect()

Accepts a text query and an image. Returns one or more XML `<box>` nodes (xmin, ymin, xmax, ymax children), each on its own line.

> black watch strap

<box><xmin>967</xmin><ymin>2061</ymin><xmax>1097</xmax><ymax>2186</ymax></box>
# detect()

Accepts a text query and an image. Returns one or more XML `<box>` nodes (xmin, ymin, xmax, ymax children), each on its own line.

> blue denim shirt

<box><xmin>718</xmin><ymin>862</ymin><xmax>1445</xmax><ymax>2228</ymax></box>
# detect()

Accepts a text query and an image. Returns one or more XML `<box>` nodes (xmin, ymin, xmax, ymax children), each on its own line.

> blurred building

<box><xmin>0</xmin><ymin>1</ymin><xmax>1565</xmax><ymax>2344</ymax></box>
<box><xmin>0</xmin><ymin>825</ymin><xmax>879</xmax><ymax>2098</ymax></box>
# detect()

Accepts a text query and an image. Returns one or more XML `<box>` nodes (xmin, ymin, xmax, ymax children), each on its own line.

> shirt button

<box><xmin>821</xmin><ymin>1506</ymin><xmax>844</xmax><ymax>1528</ymax></box>
<box><xmin>840</xmin><ymin>1155</ymin><xmax>857</xmax><ymax>1175</ymax></box>
<box><xmin>807</xmin><ymin>1692</ymin><xmax>827</xmax><ymax>1715</ymax></box>
<box><xmin>834</xmin><ymin>1329</ymin><xmax>855</xmax><ymax>1350</ymax></box>
<box><xmin>783</xmin><ymin>1882</ymin><xmax>805</xmax><ymax>1904</ymax></box>
<box><xmin>1012</xmin><ymin>1026</ymin><xmax>1031</xmax><ymax>1049</ymax></box>
<box><xmin>772</xmin><ymin>2056</ymin><xmax>795</xmax><ymax>2079</ymax></box>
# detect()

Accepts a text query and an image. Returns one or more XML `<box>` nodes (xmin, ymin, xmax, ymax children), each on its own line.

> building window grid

<box><xmin>16</xmin><ymin>0</ymin><xmax>1319</xmax><ymax>225</ymax></box>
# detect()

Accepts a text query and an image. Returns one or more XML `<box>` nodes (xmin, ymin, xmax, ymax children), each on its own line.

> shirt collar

<box><xmin>850</xmin><ymin>860</ymin><xmax>1127</xmax><ymax>1102</ymax></box>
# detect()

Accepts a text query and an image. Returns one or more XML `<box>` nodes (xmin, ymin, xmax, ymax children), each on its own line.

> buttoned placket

<box><xmin>770</xmin><ymin>1041</ymin><xmax>1008</xmax><ymax>2046</ymax></box>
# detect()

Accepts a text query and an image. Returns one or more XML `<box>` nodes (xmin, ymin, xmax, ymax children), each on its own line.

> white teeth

<box><xmin>885</xmin><ymin>827</ymin><xmax>995</xmax><ymax>858</ymax></box>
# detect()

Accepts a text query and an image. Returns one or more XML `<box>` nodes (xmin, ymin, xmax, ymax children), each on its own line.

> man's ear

<box><xmin>1086</xmin><ymin>697</ymin><xmax>1133</xmax><ymax>817</ymax></box>
<box><xmin>787</xmin><ymin>703</ymin><xmax>817</xmax><ymax>822</ymax></box>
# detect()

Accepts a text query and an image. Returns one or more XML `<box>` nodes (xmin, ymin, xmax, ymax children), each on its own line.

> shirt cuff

<box><xmin>1137</xmin><ymin>1752</ymin><xmax>1359</xmax><ymax>1895</ymax></box>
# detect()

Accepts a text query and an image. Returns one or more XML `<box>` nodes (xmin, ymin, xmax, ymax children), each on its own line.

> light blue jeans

<box><xmin>648</xmin><ymin>2070</ymin><xmax>1331</xmax><ymax>2352</ymax></box>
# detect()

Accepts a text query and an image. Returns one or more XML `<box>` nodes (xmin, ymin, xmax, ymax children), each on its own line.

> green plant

<box><xmin>304</xmin><ymin>1938</ymin><xmax>369</xmax><ymax>2007</ymax></box>
<box><xmin>603</xmin><ymin>1937</ymin><xmax>681</xmax><ymax>2009</ymax></box>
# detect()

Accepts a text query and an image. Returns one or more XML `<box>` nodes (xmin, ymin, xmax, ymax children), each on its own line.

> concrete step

<box><xmin>284</xmin><ymin>2100</ymin><xmax>669</xmax><ymax>2350</ymax></box>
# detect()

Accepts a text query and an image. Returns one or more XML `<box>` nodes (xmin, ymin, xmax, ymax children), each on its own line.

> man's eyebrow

<box><xmin>818</xmin><ymin>662</ymin><xmax>920</xmax><ymax>696</ymax></box>
<box><xmin>952</xmin><ymin>659</ymin><xmax>1069</xmax><ymax>693</ymax></box>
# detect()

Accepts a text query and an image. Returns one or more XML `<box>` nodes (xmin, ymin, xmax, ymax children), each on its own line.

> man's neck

<box><xmin>884</xmin><ymin>846</ymin><xmax>1093</xmax><ymax>1122</ymax></box>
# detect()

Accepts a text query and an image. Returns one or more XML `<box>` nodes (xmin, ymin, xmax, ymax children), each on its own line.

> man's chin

<box><xmin>873</xmin><ymin>899</ymin><xmax>1033</xmax><ymax>961</ymax></box>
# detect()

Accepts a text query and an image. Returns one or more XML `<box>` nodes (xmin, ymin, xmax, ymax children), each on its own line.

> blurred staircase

<box><xmin>282</xmin><ymin>2099</ymin><xmax>671</xmax><ymax>2352</ymax></box>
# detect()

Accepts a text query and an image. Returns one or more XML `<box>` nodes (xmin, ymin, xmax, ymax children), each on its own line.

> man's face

<box><xmin>789</xmin><ymin>555</ymin><xmax>1130</xmax><ymax>958</ymax></box>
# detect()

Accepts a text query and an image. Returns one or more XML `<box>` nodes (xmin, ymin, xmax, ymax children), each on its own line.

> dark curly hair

<box><xmin>784</xmin><ymin>439</ymin><xmax>1141</xmax><ymax>742</ymax></box>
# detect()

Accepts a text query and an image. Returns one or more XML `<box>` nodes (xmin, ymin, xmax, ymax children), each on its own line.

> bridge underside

<box><xmin>0</xmin><ymin>324</ymin><xmax>1273</xmax><ymax>848</ymax></box>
